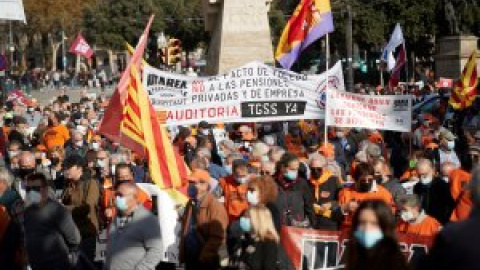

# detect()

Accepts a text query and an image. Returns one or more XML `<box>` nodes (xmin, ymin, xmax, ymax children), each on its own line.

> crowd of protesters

<box><xmin>0</xmin><ymin>84</ymin><xmax>479</xmax><ymax>270</ymax></box>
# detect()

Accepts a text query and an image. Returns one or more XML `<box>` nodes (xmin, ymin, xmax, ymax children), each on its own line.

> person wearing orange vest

<box><xmin>338</xmin><ymin>162</ymin><xmax>395</xmax><ymax>229</ymax></box>
<box><xmin>217</xmin><ymin>159</ymin><xmax>250</xmax><ymax>223</ymax></box>
<box><xmin>396</xmin><ymin>194</ymin><xmax>441</xmax><ymax>238</ymax></box>
<box><xmin>309</xmin><ymin>154</ymin><xmax>341</xmax><ymax>230</ymax></box>
<box><xmin>42</xmin><ymin>112</ymin><xmax>70</xmax><ymax>151</ymax></box>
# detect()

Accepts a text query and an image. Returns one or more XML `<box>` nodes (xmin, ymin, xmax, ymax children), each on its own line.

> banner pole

<box><xmin>324</xmin><ymin>33</ymin><xmax>330</xmax><ymax>146</ymax></box>
<box><xmin>403</xmin><ymin>42</ymin><xmax>408</xmax><ymax>83</ymax></box>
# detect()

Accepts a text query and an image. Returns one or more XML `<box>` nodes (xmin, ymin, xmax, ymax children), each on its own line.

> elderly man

<box><xmin>372</xmin><ymin>158</ymin><xmax>406</xmax><ymax>205</ymax></box>
<box><xmin>413</xmin><ymin>158</ymin><xmax>455</xmax><ymax>224</ymax></box>
<box><xmin>425</xmin><ymin>167</ymin><xmax>480</xmax><ymax>270</ymax></box>
<box><xmin>308</xmin><ymin>154</ymin><xmax>341</xmax><ymax>230</ymax></box>
<box><xmin>396</xmin><ymin>194</ymin><xmax>441</xmax><ymax>238</ymax></box>
<box><xmin>13</xmin><ymin>151</ymin><xmax>52</xmax><ymax>199</ymax></box>
<box><xmin>180</xmin><ymin>169</ymin><xmax>228</xmax><ymax>270</ymax></box>
<box><xmin>196</xmin><ymin>147</ymin><xmax>229</xmax><ymax>180</ymax></box>
<box><xmin>65</xmin><ymin>130</ymin><xmax>88</xmax><ymax>158</ymax></box>
<box><xmin>104</xmin><ymin>182</ymin><xmax>163</xmax><ymax>270</ymax></box>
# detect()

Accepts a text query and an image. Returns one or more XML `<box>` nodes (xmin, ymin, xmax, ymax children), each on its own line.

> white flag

<box><xmin>381</xmin><ymin>23</ymin><xmax>404</xmax><ymax>66</ymax></box>
<box><xmin>387</xmin><ymin>51</ymin><xmax>396</xmax><ymax>71</ymax></box>
<box><xmin>0</xmin><ymin>0</ymin><xmax>27</xmax><ymax>23</ymax></box>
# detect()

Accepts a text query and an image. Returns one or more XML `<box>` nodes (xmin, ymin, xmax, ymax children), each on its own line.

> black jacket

<box><xmin>424</xmin><ymin>210</ymin><xmax>480</xmax><ymax>270</ymax></box>
<box><xmin>241</xmin><ymin>237</ymin><xmax>279</xmax><ymax>270</ymax></box>
<box><xmin>413</xmin><ymin>177</ymin><xmax>455</xmax><ymax>224</ymax></box>
<box><xmin>346</xmin><ymin>237</ymin><xmax>408</xmax><ymax>270</ymax></box>
<box><xmin>275</xmin><ymin>175</ymin><xmax>315</xmax><ymax>228</ymax></box>
<box><xmin>309</xmin><ymin>175</ymin><xmax>341</xmax><ymax>230</ymax></box>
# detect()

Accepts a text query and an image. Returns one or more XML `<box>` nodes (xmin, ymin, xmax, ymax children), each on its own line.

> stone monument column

<box><xmin>202</xmin><ymin>0</ymin><xmax>274</xmax><ymax>75</ymax></box>
<box><xmin>435</xmin><ymin>35</ymin><xmax>479</xmax><ymax>80</ymax></box>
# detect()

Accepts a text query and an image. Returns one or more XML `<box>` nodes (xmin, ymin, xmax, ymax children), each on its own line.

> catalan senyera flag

<box><xmin>99</xmin><ymin>16</ymin><xmax>189</xmax><ymax>193</ymax></box>
<box><xmin>275</xmin><ymin>0</ymin><xmax>334</xmax><ymax>69</ymax></box>
<box><xmin>450</xmin><ymin>51</ymin><xmax>478</xmax><ymax>110</ymax></box>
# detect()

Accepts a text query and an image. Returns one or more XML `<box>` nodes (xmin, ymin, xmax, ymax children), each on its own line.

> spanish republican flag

<box><xmin>450</xmin><ymin>51</ymin><xmax>478</xmax><ymax>110</ymax></box>
<box><xmin>99</xmin><ymin>15</ymin><xmax>189</xmax><ymax>191</ymax></box>
<box><xmin>275</xmin><ymin>0</ymin><xmax>334</xmax><ymax>69</ymax></box>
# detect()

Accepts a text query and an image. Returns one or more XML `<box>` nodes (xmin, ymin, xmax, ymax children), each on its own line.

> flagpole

<box><xmin>403</xmin><ymin>42</ymin><xmax>408</xmax><ymax>83</ymax></box>
<box><xmin>324</xmin><ymin>33</ymin><xmax>330</xmax><ymax>146</ymax></box>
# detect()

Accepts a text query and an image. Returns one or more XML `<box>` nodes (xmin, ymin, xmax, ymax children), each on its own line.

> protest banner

<box><xmin>7</xmin><ymin>89</ymin><xmax>31</xmax><ymax>106</ymax></box>
<box><xmin>326</xmin><ymin>88</ymin><xmax>412</xmax><ymax>132</ymax></box>
<box><xmin>281</xmin><ymin>226</ymin><xmax>433</xmax><ymax>270</ymax></box>
<box><xmin>144</xmin><ymin>61</ymin><xmax>345</xmax><ymax>126</ymax></box>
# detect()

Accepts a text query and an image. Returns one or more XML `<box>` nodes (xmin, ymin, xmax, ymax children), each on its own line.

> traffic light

<box><xmin>167</xmin><ymin>38</ymin><xmax>182</xmax><ymax>65</ymax></box>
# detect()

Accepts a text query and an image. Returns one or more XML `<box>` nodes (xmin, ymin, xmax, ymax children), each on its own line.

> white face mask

<box><xmin>247</xmin><ymin>190</ymin><xmax>260</xmax><ymax>206</ymax></box>
<box><xmin>8</xmin><ymin>150</ymin><xmax>20</xmax><ymax>158</ymax></box>
<box><xmin>96</xmin><ymin>160</ymin><xmax>106</xmax><ymax>168</ymax></box>
<box><xmin>26</xmin><ymin>190</ymin><xmax>42</xmax><ymax>207</ymax></box>
<box><xmin>91</xmin><ymin>142</ymin><xmax>100</xmax><ymax>150</ymax></box>
<box><xmin>75</xmin><ymin>141</ymin><xmax>84</xmax><ymax>147</ymax></box>
<box><xmin>420</xmin><ymin>175</ymin><xmax>433</xmax><ymax>185</ymax></box>
<box><xmin>201</xmin><ymin>129</ymin><xmax>209</xmax><ymax>136</ymax></box>
<box><xmin>235</xmin><ymin>176</ymin><xmax>249</xmax><ymax>185</ymax></box>
<box><xmin>442</xmin><ymin>176</ymin><xmax>449</xmax><ymax>183</ymax></box>
<box><xmin>400</xmin><ymin>211</ymin><xmax>416</xmax><ymax>223</ymax></box>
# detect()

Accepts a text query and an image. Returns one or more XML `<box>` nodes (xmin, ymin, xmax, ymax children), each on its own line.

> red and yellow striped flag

<box><xmin>450</xmin><ymin>51</ymin><xmax>478</xmax><ymax>110</ymax></box>
<box><xmin>99</xmin><ymin>15</ymin><xmax>189</xmax><ymax>192</ymax></box>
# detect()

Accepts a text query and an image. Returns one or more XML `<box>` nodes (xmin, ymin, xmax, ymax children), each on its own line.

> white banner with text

<box><xmin>144</xmin><ymin>61</ymin><xmax>345</xmax><ymax>126</ymax></box>
<box><xmin>326</xmin><ymin>89</ymin><xmax>412</xmax><ymax>132</ymax></box>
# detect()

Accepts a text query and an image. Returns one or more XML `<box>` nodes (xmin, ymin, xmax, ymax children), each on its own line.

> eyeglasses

<box><xmin>26</xmin><ymin>186</ymin><xmax>43</xmax><ymax>192</ymax></box>
<box><xmin>358</xmin><ymin>176</ymin><xmax>374</xmax><ymax>183</ymax></box>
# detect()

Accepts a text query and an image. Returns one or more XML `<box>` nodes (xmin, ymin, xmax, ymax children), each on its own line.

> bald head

<box><xmin>19</xmin><ymin>151</ymin><xmax>36</xmax><ymax>168</ymax></box>
<box><xmin>117</xmin><ymin>182</ymin><xmax>139</xmax><ymax>199</ymax></box>
<box><xmin>441</xmin><ymin>162</ymin><xmax>456</xmax><ymax>178</ymax></box>
<box><xmin>417</xmin><ymin>158</ymin><xmax>434</xmax><ymax>177</ymax></box>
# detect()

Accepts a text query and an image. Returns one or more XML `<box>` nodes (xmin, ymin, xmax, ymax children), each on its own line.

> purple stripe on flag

<box><xmin>277</xmin><ymin>12</ymin><xmax>334</xmax><ymax>69</ymax></box>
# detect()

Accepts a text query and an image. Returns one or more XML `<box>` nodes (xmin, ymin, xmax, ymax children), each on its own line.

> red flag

<box><xmin>388</xmin><ymin>46</ymin><xmax>406</xmax><ymax>89</ymax></box>
<box><xmin>449</xmin><ymin>50</ymin><xmax>478</xmax><ymax>110</ymax></box>
<box><xmin>98</xmin><ymin>15</ymin><xmax>189</xmax><ymax>190</ymax></box>
<box><xmin>69</xmin><ymin>34</ymin><xmax>94</xmax><ymax>59</ymax></box>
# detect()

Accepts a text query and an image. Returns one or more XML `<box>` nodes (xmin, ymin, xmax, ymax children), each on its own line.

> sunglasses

<box><xmin>26</xmin><ymin>186</ymin><xmax>43</xmax><ymax>192</ymax></box>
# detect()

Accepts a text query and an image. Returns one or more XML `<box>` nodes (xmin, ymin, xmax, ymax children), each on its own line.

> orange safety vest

<box><xmin>449</xmin><ymin>169</ymin><xmax>471</xmax><ymax>201</ymax></box>
<box><xmin>310</xmin><ymin>170</ymin><xmax>334</xmax><ymax>201</ymax></box>
<box><xmin>219</xmin><ymin>175</ymin><xmax>249</xmax><ymax>223</ymax></box>
<box><xmin>339</xmin><ymin>185</ymin><xmax>395</xmax><ymax>229</ymax></box>
<box><xmin>450</xmin><ymin>190</ymin><xmax>472</xmax><ymax>222</ymax></box>
<box><xmin>396</xmin><ymin>214</ymin><xmax>441</xmax><ymax>238</ymax></box>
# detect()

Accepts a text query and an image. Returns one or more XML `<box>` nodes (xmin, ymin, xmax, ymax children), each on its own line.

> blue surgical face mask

<box><xmin>354</xmin><ymin>229</ymin><xmax>384</xmax><ymax>249</ymax></box>
<box><xmin>240</xmin><ymin>216</ymin><xmax>252</xmax><ymax>233</ymax></box>
<box><xmin>284</xmin><ymin>170</ymin><xmax>298</xmax><ymax>181</ymax></box>
<box><xmin>447</xmin><ymin>141</ymin><xmax>455</xmax><ymax>150</ymax></box>
<box><xmin>218</xmin><ymin>150</ymin><xmax>226</xmax><ymax>159</ymax></box>
<box><xmin>187</xmin><ymin>184</ymin><xmax>198</xmax><ymax>199</ymax></box>
<box><xmin>224</xmin><ymin>164</ymin><xmax>232</xmax><ymax>175</ymax></box>
<box><xmin>115</xmin><ymin>196</ymin><xmax>128</xmax><ymax>212</ymax></box>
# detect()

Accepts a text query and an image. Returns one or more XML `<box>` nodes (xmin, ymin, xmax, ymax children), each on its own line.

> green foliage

<box><xmin>160</xmin><ymin>0</ymin><xmax>207</xmax><ymax>52</ymax></box>
<box><xmin>83</xmin><ymin>0</ymin><xmax>164</xmax><ymax>50</ymax></box>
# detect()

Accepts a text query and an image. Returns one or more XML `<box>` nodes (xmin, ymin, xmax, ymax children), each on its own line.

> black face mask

<box><xmin>310</xmin><ymin>168</ymin><xmax>323</xmax><ymax>179</ymax></box>
<box><xmin>374</xmin><ymin>175</ymin><xmax>383</xmax><ymax>185</ymax></box>
<box><xmin>51</xmin><ymin>157</ymin><xmax>60</xmax><ymax>166</ymax></box>
<box><xmin>17</xmin><ymin>168</ymin><xmax>35</xmax><ymax>179</ymax></box>
<box><xmin>357</xmin><ymin>181</ymin><xmax>373</xmax><ymax>193</ymax></box>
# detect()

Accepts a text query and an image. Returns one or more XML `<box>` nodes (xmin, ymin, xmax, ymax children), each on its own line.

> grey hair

<box><xmin>308</xmin><ymin>153</ymin><xmax>326</xmax><ymax>166</ymax></box>
<box><xmin>417</xmin><ymin>158</ymin><xmax>433</xmax><ymax>169</ymax></box>
<box><xmin>196</xmin><ymin>148</ymin><xmax>212</xmax><ymax>159</ymax></box>
<box><xmin>218</xmin><ymin>140</ymin><xmax>235</xmax><ymax>151</ymax></box>
<box><xmin>227</xmin><ymin>152</ymin><xmax>244</xmax><ymax>162</ymax></box>
<box><xmin>0</xmin><ymin>168</ymin><xmax>14</xmax><ymax>186</ymax></box>
<box><xmin>398</xmin><ymin>194</ymin><xmax>421</xmax><ymax>208</ymax></box>
<box><xmin>269</xmin><ymin>146</ymin><xmax>286</xmax><ymax>158</ymax></box>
